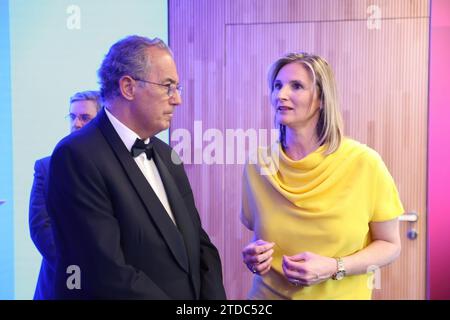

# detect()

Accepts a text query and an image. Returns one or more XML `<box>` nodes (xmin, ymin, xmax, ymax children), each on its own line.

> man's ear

<box><xmin>119</xmin><ymin>76</ymin><xmax>135</xmax><ymax>101</ymax></box>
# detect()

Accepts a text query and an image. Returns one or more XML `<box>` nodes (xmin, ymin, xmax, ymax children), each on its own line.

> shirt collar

<box><xmin>104</xmin><ymin>107</ymin><xmax>150</xmax><ymax>152</ymax></box>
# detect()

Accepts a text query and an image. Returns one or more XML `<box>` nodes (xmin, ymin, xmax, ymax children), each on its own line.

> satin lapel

<box><xmin>153</xmin><ymin>149</ymin><xmax>200</xmax><ymax>297</ymax></box>
<box><xmin>95</xmin><ymin>110</ymin><xmax>189</xmax><ymax>272</ymax></box>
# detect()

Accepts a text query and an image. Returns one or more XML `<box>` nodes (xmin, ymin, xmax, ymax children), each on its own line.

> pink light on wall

<box><xmin>428</xmin><ymin>0</ymin><xmax>450</xmax><ymax>300</ymax></box>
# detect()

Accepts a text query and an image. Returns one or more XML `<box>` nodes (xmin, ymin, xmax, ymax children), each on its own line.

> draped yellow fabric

<box><xmin>241</xmin><ymin>138</ymin><xmax>404</xmax><ymax>299</ymax></box>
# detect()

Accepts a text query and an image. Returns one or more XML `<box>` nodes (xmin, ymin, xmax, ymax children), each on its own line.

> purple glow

<box><xmin>428</xmin><ymin>0</ymin><xmax>450</xmax><ymax>300</ymax></box>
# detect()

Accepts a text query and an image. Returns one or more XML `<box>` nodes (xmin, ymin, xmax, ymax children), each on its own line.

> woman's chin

<box><xmin>277</xmin><ymin>118</ymin><xmax>293</xmax><ymax>127</ymax></box>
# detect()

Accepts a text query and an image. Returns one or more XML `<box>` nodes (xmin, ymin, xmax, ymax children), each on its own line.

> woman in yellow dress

<box><xmin>241</xmin><ymin>53</ymin><xmax>404</xmax><ymax>299</ymax></box>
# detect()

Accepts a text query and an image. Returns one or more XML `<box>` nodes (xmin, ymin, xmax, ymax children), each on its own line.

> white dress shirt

<box><xmin>105</xmin><ymin>108</ymin><xmax>177</xmax><ymax>225</ymax></box>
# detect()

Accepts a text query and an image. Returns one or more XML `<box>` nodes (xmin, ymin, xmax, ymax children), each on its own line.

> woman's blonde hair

<box><xmin>267</xmin><ymin>52</ymin><xmax>344</xmax><ymax>155</ymax></box>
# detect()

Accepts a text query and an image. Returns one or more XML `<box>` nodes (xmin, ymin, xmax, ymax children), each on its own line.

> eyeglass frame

<box><xmin>132</xmin><ymin>77</ymin><xmax>183</xmax><ymax>97</ymax></box>
<box><xmin>65</xmin><ymin>113</ymin><xmax>95</xmax><ymax>123</ymax></box>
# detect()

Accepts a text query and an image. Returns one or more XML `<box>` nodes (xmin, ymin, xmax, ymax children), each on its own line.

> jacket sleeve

<box><xmin>177</xmin><ymin>167</ymin><xmax>226</xmax><ymax>300</ymax></box>
<box><xmin>198</xmin><ymin>224</ymin><xmax>227</xmax><ymax>300</ymax></box>
<box><xmin>29</xmin><ymin>158</ymin><xmax>56</xmax><ymax>268</ymax></box>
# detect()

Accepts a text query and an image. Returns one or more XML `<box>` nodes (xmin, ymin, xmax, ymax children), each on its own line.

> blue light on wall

<box><xmin>0</xmin><ymin>0</ymin><xmax>14</xmax><ymax>300</ymax></box>
<box><xmin>1</xmin><ymin>0</ymin><xmax>168</xmax><ymax>299</ymax></box>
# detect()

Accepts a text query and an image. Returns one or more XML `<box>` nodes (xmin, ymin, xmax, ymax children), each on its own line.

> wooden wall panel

<box><xmin>170</xmin><ymin>0</ymin><xmax>429</xmax><ymax>299</ymax></box>
<box><xmin>226</xmin><ymin>0</ymin><xmax>429</xmax><ymax>24</ymax></box>
<box><xmin>169</xmin><ymin>0</ymin><xmax>227</xmax><ymax>271</ymax></box>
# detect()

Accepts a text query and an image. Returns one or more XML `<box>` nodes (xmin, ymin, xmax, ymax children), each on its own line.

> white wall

<box><xmin>9</xmin><ymin>0</ymin><xmax>168</xmax><ymax>299</ymax></box>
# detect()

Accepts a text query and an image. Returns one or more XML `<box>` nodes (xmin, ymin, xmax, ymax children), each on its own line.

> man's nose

<box><xmin>170</xmin><ymin>90</ymin><xmax>182</xmax><ymax>106</ymax></box>
<box><xmin>73</xmin><ymin>118</ymin><xmax>83</xmax><ymax>129</ymax></box>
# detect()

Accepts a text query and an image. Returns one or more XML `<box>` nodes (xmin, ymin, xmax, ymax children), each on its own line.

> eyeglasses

<box><xmin>65</xmin><ymin>113</ymin><xmax>94</xmax><ymax>123</ymax></box>
<box><xmin>133</xmin><ymin>78</ymin><xmax>183</xmax><ymax>97</ymax></box>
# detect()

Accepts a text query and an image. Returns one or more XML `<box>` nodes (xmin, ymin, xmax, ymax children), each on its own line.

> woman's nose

<box><xmin>276</xmin><ymin>87</ymin><xmax>289</xmax><ymax>101</ymax></box>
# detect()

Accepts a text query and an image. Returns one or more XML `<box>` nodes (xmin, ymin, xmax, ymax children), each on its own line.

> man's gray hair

<box><xmin>69</xmin><ymin>90</ymin><xmax>102</xmax><ymax>111</ymax></box>
<box><xmin>98</xmin><ymin>35</ymin><xmax>171</xmax><ymax>101</ymax></box>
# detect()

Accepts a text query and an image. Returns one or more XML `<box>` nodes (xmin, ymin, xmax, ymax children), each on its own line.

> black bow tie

<box><xmin>131</xmin><ymin>138</ymin><xmax>154</xmax><ymax>160</ymax></box>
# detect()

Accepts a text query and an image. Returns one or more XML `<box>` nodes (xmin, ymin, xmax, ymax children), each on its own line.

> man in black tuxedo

<box><xmin>29</xmin><ymin>90</ymin><xmax>101</xmax><ymax>300</ymax></box>
<box><xmin>46</xmin><ymin>35</ymin><xmax>226</xmax><ymax>299</ymax></box>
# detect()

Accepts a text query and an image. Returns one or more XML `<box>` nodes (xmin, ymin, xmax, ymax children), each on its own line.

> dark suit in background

<box><xmin>28</xmin><ymin>90</ymin><xmax>101</xmax><ymax>299</ymax></box>
<box><xmin>29</xmin><ymin>156</ymin><xmax>55</xmax><ymax>300</ymax></box>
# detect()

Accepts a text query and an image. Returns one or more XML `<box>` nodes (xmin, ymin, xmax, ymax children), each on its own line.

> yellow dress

<box><xmin>241</xmin><ymin>138</ymin><xmax>404</xmax><ymax>299</ymax></box>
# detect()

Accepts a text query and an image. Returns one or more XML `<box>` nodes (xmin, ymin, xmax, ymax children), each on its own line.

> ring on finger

<box><xmin>247</xmin><ymin>263</ymin><xmax>257</xmax><ymax>273</ymax></box>
<box><xmin>291</xmin><ymin>279</ymin><xmax>301</xmax><ymax>286</ymax></box>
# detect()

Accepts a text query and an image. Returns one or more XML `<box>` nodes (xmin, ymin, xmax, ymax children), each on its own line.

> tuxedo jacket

<box><xmin>46</xmin><ymin>109</ymin><xmax>226</xmax><ymax>299</ymax></box>
<box><xmin>29</xmin><ymin>156</ymin><xmax>56</xmax><ymax>299</ymax></box>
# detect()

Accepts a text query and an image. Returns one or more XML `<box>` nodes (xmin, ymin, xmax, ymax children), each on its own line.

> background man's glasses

<box><xmin>65</xmin><ymin>113</ymin><xmax>93</xmax><ymax>123</ymax></box>
<box><xmin>133</xmin><ymin>78</ymin><xmax>183</xmax><ymax>97</ymax></box>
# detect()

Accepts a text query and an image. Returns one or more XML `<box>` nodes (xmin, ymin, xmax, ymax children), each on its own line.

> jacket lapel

<box><xmin>153</xmin><ymin>150</ymin><xmax>200</xmax><ymax>297</ymax></box>
<box><xmin>95</xmin><ymin>110</ymin><xmax>189</xmax><ymax>272</ymax></box>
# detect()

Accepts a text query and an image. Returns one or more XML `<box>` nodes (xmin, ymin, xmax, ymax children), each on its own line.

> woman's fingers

<box><xmin>242</xmin><ymin>240</ymin><xmax>275</xmax><ymax>274</ymax></box>
<box><xmin>242</xmin><ymin>241</ymin><xmax>274</xmax><ymax>262</ymax></box>
<box><xmin>282</xmin><ymin>255</ymin><xmax>323</xmax><ymax>286</ymax></box>
<box><xmin>256</xmin><ymin>257</ymin><xmax>273</xmax><ymax>275</ymax></box>
<box><xmin>243</xmin><ymin>241</ymin><xmax>274</xmax><ymax>256</ymax></box>
<box><xmin>250</xmin><ymin>249</ymin><xmax>274</xmax><ymax>264</ymax></box>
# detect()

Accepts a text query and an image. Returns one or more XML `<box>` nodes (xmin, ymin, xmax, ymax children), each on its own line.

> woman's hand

<box><xmin>282</xmin><ymin>251</ymin><xmax>337</xmax><ymax>287</ymax></box>
<box><xmin>242</xmin><ymin>239</ymin><xmax>275</xmax><ymax>275</ymax></box>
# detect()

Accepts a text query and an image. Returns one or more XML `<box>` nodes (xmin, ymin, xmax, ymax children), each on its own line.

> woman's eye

<box><xmin>273</xmin><ymin>83</ymin><xmax>282</xmax><ymax>90</ymax></box>
<box><xmin>292</xmin><ymin>82</ymin><xmax>303</xmax><ymax>90</ymax></box>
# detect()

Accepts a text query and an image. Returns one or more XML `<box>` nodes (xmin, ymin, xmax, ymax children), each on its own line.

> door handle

<box><xmin>398</xmin><ymin>212</ymin><xmax>418</xmax><ymax>222</ymax></box>
<box><xmin>398</xmin><ymin>212</ymin><xmax>419</xmax><ymax>240</ymax></box>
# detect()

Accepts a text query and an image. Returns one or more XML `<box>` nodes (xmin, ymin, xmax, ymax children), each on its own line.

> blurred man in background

<box><xmin>29</xmin><ymin>90</ymin><xmax>101</xmax><ymax>300</ymax></box>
